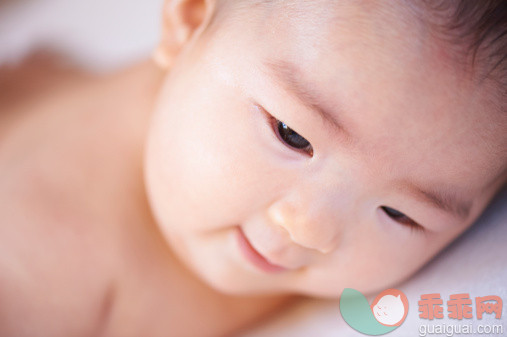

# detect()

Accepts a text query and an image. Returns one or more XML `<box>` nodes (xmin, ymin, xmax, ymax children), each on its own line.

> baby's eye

<box><xmin>381</xmin><ymin>206</ymin><xmax>425</xmax><ymax>233</ymax></box>
<box><xmin>270</xmin><ymin>117</ymin><xmax>313</xmax><ymax>156</ymax></box>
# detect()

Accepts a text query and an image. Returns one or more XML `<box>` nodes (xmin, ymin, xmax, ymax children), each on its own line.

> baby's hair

<box><xmin>414</xmin><ymin>0</ymin><xmax>507</xmax><ymax>192</ymax></box>
<box><xmin>413</xmin><ymin>0</ymin><xmax>506</xmax><ymax>93</ymax></box>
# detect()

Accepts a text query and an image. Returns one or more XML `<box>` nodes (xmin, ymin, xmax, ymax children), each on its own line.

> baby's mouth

<box><xmin>235</xmin><ymin>227</ymin><xmax>289</xmax><ymax>273</ymax></box>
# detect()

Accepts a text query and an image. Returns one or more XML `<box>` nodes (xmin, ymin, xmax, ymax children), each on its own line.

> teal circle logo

<box><xmin>340</xmin><ymin>288</ymin><xmax>409</xmax><ymax>335</ymax></box>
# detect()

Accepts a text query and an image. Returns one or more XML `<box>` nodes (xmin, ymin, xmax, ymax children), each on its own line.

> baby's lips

<box><xmin>239</xmin><ymin>224</ymin><xmax>311</xmax><ymax>270</ymax></box>
<box><xmin>239</xmin><ymin>226</ymin><xmax>308</xmax><ymax>270</ymax></box>
<box><xmin>236</xmin><ymin>227</ymin><xmax>288</xmax><ymax>273</ymax></box>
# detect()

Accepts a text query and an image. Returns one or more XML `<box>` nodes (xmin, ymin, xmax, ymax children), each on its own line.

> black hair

<box><xmin>417</xmin><ymin>0</ymin><xmax>506</xmax><ymax>91</ymax></box>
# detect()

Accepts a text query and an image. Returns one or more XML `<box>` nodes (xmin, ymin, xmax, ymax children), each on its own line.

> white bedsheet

<box><xmin>0</xmin><ymin>0</ymin><xmax>163</xmax><ymax>71</ymax></box>
<box><xmin>1</xmin><ymin>2</ymin><xmax>505</xmax><ymax>336</ymax></box>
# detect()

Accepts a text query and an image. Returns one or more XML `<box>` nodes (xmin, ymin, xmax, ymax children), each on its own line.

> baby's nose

<box><xmin>267</xmin><ymin>192</ymin><xmax>342</xmax><ymax>254</ymax></box>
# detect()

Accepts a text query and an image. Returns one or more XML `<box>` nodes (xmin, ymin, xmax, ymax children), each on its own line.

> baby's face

<box><xmin>144</xmin><ymin>1</ymin><xmax>506</xmax><ymax>297</ymax></box>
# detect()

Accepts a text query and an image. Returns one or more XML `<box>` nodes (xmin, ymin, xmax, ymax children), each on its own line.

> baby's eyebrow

<box><xmin>263</xmin><ymin>59</ymin><xmax>354</xmax><ymax>143</ymax></box>
<box><xmin>397</xmin><ymin>181</ymin><xmax>472</xmax><ymax>221</ymax></box>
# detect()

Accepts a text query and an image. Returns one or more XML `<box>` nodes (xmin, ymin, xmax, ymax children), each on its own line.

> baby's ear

<box><xmin>154</xmin><ymin>0</ymin><xmax>216</xmax><ymax>69</ymax></box>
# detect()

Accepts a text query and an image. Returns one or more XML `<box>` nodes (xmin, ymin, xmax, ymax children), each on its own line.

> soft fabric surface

<box><xmin>1</xmin><ymin>2</ymin><xmax>505</xmax><ymax>336</ymax></box>
<box><xmin>0</xmin><ymin>0</ymin><xmax>163</xmax><ymax>71</ymax></box>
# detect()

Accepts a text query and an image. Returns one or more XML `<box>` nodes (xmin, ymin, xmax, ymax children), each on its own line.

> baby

<box><xmin>1</xmin><ymin>0</ymin><xmax>506</xmax><ymax>336</ymax></box>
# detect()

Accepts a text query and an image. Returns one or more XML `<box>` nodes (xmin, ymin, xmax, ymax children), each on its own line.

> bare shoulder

<box><xmin>0</xmin><ymin>56</ymin><xmax>174</xmax><ymax>336</ymax></box>
<box><xmin>0</xmin><ymin>153</ymin><xmax>116</xmax><ymax>336</ymax></box>
<box><xmin>0</xmin><ymin>195</ymin><xmax>115</xmax><ymax>337</ymax></box>
<box><xmin>0</xmin><ymin>58</ymin><xmax>125</xmax><ymax>336</ymax></box>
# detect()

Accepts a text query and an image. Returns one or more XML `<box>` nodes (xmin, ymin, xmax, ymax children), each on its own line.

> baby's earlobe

<box><xmin>152</xmin><ymin>46</ymin><xmax>172</xmax><ymax>70</ymax></box>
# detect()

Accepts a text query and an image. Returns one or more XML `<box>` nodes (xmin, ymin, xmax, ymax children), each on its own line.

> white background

<box><xmin>0</xmin><ymin>0</ymin><xmax>163</xmax><ymax>71</ymax></box>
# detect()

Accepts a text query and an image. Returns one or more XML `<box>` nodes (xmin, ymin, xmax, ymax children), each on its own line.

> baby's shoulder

<box><xmin>0</xmin><ymin>180</ymin><xmax>115</xmax><ymax>337</ymax></box>
<box><xmin>0</xmin><ymin>141</ymin><xmax>118</xmax><ymax>336</ymax></box>
<box><xmin>0</xmin><ymin>59</ymin><xmax>124</xmax><ymax>336</ymax></box>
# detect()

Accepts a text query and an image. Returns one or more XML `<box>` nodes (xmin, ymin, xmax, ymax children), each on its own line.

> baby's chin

<box><xmin>193</xmin><ymin>262</ymin><xmax>289</xmax><ymax>296</ymax></box>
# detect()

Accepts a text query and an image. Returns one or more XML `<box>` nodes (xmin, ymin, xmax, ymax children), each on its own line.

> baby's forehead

<box><xmin>258</xmin><ymin>0</ymin><xmax>422</xmax><ymax>40</ymax></box>
<box><xmin>252</xmin><ymin>0</ymin><xmax>482</xmax><ymax>84</ymax></box>
<box><xmin>223</xmin><ymin>1</ymin><xmax>506</xmax><ymax>192</ymax></box>
<box><xmin>255</xmin><ymin>0</ymin><xmax>444</xmax><ymax>76</ymax></box>
<box><xmin>257</xmin><ymin>1</ymin><xmax>503</xmax><ymax>120</ymax></box>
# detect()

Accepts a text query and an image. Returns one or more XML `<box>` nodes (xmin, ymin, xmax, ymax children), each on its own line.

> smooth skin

<box><xmin>145</xmin><ymin>0</ymin><xmax>506</xmax><ymax>297</ymax></box>
<box><xmin>0</xmin><ymin>0</ymin><xmax>505</xmax><ymax>336</ymax></box>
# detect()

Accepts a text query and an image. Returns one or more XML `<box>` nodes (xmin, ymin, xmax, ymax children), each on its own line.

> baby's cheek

<box><xmin>334</xmin><ymin>229</ymin><xmax>427</xmax><ymax>295</ymax></box>
<box><xmin>145</xmin><ymin>123</ymin><xmax>226</xmax><ymax>232</ymax></box>
<box><xmin>145</xmin><ymin>105</ymin><xmax>277</xmax><ymax>235</ymax></box>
